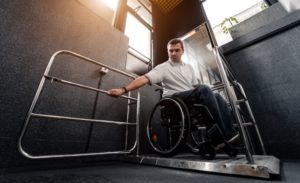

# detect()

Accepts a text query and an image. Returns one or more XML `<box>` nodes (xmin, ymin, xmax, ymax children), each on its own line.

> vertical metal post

<box><xmin>135</xmin><ymin>89</ymin><xmax>141</xmax><ymax>156</ymax></box>
<box><xmin>125</xmin><ymin>91</ymin><xmax>131</xmax><ymax>150</ymax></box>
<box><xmin>17</xmin><ymin>51</ymin><xmax>61</xmax><ymax>156</ymax></box>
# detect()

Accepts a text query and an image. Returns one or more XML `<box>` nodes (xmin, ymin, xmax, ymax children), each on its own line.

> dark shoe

<box><xmin>227</xmin><ymin>133</ymin><xmax>240</xmax><ymax>146</ymax></box>
<box><xmin>215</xmin><ymin>133</ymin><xmax>240</xmax><ymax>152</ymax></box>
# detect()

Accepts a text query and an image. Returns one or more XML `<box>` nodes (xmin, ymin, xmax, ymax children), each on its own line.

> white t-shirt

<box><xmin>145</xmin><ymin>60</ymin><xmax>199</xmax><ymax>96</ymax></box>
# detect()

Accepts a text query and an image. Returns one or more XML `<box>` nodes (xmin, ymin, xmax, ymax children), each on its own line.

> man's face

<box><xmin>167</xmin><ymin>43</ymin><xmax>184</xmax><ymax>63</ymax></box>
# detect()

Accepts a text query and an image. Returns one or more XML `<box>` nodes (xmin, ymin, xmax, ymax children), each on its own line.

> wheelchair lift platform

<box><xmin>122</xmin><ymin>154</ymin><xmax>280</xmax><ymax>179</ymax></box>
<box><xmin>19</xmin><ymin>50</ymin><xmax>280</xmax><ymax>180</ymax></box>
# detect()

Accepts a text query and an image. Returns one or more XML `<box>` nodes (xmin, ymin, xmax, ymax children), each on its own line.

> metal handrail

<box><xmin>235</xmin><ymin>82</ymin><xmax>266</xmax><ymax>154</ymax></box>
<box><xmin>213</xmin><ymin>47</ymin><xmax>254</xmax><ymax>163</ymax></box>
<box><xmin>214</xmin><ymin>46</ymin><xmax>268</xmax><ymax>163</ymax></box>
<box><xmin>18</xmin><ymin>50</ymin><xmax>140</xmax><ymax>159</ymax></box>
<box><xmin>31</xmin><ymin>113</ymin><xmax>137</xmax><ymax>126</ymax></box>
<box><xmin>44</xmin><ymin>75</ymin><xmax>137</xmax><ymax>101</ymax></box>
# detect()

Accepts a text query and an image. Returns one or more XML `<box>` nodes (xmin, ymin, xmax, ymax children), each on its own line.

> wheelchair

<box><xmin>147</xmin><ymin>96</ymin><xmax>238</xmax><ymax>160</ymax></box>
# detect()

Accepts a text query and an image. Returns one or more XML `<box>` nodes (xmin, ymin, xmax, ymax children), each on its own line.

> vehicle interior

<box><xmin>1</xmin><ymin>0</ymin><xmax>300</xmax><ymax>182</ymax></box>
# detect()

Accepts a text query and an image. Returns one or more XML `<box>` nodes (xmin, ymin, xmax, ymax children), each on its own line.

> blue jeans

<box><xmin>172</xmin><ymin>85</ymin><xmax>235</xmax><ymax>141</ymax></box>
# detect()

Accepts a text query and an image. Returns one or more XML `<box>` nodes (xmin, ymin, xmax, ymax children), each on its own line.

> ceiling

<box><xmin>151</xmin><ymin>0</ymin><xmax>183</xmax><ymax>14</ymax></box>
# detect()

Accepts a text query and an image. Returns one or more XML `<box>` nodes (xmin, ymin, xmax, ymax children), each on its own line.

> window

<box><xmin>77</xmin><ymin>0</ymin><xmax>118</xmax><ymax>24</ymax></box>
<box><xmin>127</xmin><ymin>0</ymin><xmax>152</xmax><ymax>26</ymax></box>
<box><xmin>125</xmin><ymin>0</ymin><xmax>153</xmax><ymax>75</ymax></box>
<box><xmin>83</xmin><ymin>0</ymin><xmax>153</xmax><ymax>75</ymax></box>
<box><xmin>125</xmin><ymin>13</ymin><xmax>151</xmax><ymax>59</ymax></box>
<box><xmin>182</xmin><ymin>24</ymin><xmax>221</xmax><ymax>86</ymax></box>
<box><xmin>101</xmin><ymin>0</ymin><xmax>119</xmax><ymax>10</ymax></box>
<box><xmin>202</xmin><ymin>0</ymin><xmax>268</xmax><ymax>45</ymax></box>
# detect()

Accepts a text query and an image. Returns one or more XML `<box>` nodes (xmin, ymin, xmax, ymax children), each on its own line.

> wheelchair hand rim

<box><xmin>147</xmin><ymin>97</ymin><xmax>189</xmax><ymax>155</ymax></box>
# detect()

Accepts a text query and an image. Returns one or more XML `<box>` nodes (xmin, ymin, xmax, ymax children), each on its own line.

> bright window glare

<box><xmin>101</xmin><ymin>0</ymin><xmax>119</xmax><ymax>10</ymax></box>
<box><xmin>125</xmin><ymin>13</ymin><xmax>151</xmax><ymax>58</ymax></box>
<box><xmin>203</xmin><ymin>0</ymin><xmax>262</xmax><ymax>27</ymax></box>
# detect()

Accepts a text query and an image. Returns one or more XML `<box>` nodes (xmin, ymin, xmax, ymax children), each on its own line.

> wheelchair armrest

<box><xmin>155</xmin><ymin>88</ymin><xmax>163</xmax><ymax>98</ymax></box>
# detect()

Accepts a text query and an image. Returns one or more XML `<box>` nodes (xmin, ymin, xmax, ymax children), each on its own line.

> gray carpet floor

<box><xmin>0</xmin><ymin>160</ymin><xmax>299</xmax><ymax>183</ymax></box>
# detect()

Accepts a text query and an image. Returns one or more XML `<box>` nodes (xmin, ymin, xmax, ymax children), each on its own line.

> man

<box><xmin>108</xmin><ymin>38</ymin><xmax>238</xmax><ymax>146</ymax></box>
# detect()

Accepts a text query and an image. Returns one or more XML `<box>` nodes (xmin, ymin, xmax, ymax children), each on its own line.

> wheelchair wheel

<box><xmin>147</xmin><ymin>97</ymin><xmax>190</xmax><ymax>156</ymax></box>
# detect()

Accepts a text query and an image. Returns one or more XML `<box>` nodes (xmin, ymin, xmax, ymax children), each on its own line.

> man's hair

<box><xmin>167</xmin><ymin>38</ymin><xmax>184</xmax><ymax>51</ymax></box>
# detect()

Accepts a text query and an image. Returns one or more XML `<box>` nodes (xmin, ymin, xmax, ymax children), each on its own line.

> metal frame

<box><xmin>196</xmin><ymin>3</ymin><xmax>266</xmax><ymax>163</ymax></box>
<box><xmin>235</xmin><ymin>81</ymin><xmax>266</xmax><ymax>154</ymax></box>
<box><xmin>213</xmin><ymin>48</ymin><xmax>254</xmax><ymax>163</ymax></box>
<box><xmin>199</xmin><ymin>17</ymin><xmax>267</xmax><ymax>163</ymax></box>
<box><xmin>18</xmin><ymin>50</ymin><xmax>140</xmax><ymax>159</ymax></box>
<box><xmin>213</xmin><ymin>47</ymin><xmax>267</xmax><ymax>163</ymax></box>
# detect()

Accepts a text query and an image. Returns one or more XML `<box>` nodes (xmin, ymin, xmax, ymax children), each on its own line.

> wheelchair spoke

<box><xmin>147</xmin><ymin>97</ymin><xmax>189</xmax><ymax>156</ymax></box>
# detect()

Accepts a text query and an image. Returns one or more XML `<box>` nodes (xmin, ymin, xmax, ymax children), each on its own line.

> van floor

<box><xmin>1</xmin><ymin>160</ymin><xmax>299</xmax><ymax>183</ymax></box>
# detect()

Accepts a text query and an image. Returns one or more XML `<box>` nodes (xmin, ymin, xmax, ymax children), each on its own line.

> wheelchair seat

<box><xmin>147</xmin><ymin>96</ymin><xmax>238</xmax><ymax>159</ymax></box>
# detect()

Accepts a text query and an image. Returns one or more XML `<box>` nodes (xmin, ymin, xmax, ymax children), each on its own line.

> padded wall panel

<box><xmin>0</xmin><ymin>0</ymin><xmax>135</xmax><ymax>168</ymax></box>
<box><xmin>222</xmin><ymin>11</ymin><xmax>300</xmax><ymax>158</ymax></box>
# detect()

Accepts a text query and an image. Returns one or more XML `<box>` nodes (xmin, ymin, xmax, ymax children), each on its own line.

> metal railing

<box><xmin>213</xmin><ymin>47</ymin><xmax>266</xmax><ymax>163</ymax></box>
<box><xmin>18</xmin><ymin>50</ymin><xmax>140</xmax><ymax>159</ymax></box>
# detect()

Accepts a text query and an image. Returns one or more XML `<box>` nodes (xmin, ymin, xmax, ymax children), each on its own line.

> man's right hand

<box><xmin>106</xmin><ymin>76</ymin><xmax>149</xmax><ymax>97</ymax></box>
<box><xmin>107</xmin><ymin>88</ymin><xmax>125</xmax><ymax>97</ymax></box>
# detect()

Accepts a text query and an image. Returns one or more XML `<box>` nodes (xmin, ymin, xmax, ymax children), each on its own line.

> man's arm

<box><xmin>107</xmin><ymin>75</ymin><xmax>150</xmax><ymax>97</ymax></box>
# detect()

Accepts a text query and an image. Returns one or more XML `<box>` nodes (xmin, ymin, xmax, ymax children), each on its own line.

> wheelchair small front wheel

<box><xmin>186</xmin><ymin>126</ymin><xmax>206</xmax><ymax>154</ymax></box>
<box><xmin>199</xmin><ymin>141</ymin><xmax>216</xmax><ymax>160</ymax></box>
<box><xmin>224</xmin><ymin>144</ymin><xmax>238</xmax><ymax>157</ymax></box>
<box><xmin>147</xmin><ymin>97</ymin><xmax>190</xmax><ymax>156</ymax></box>
<box><xmin>186</xmin><ymin>130</ymin><xmax>216</xmax><ymax>160</ymax></box>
